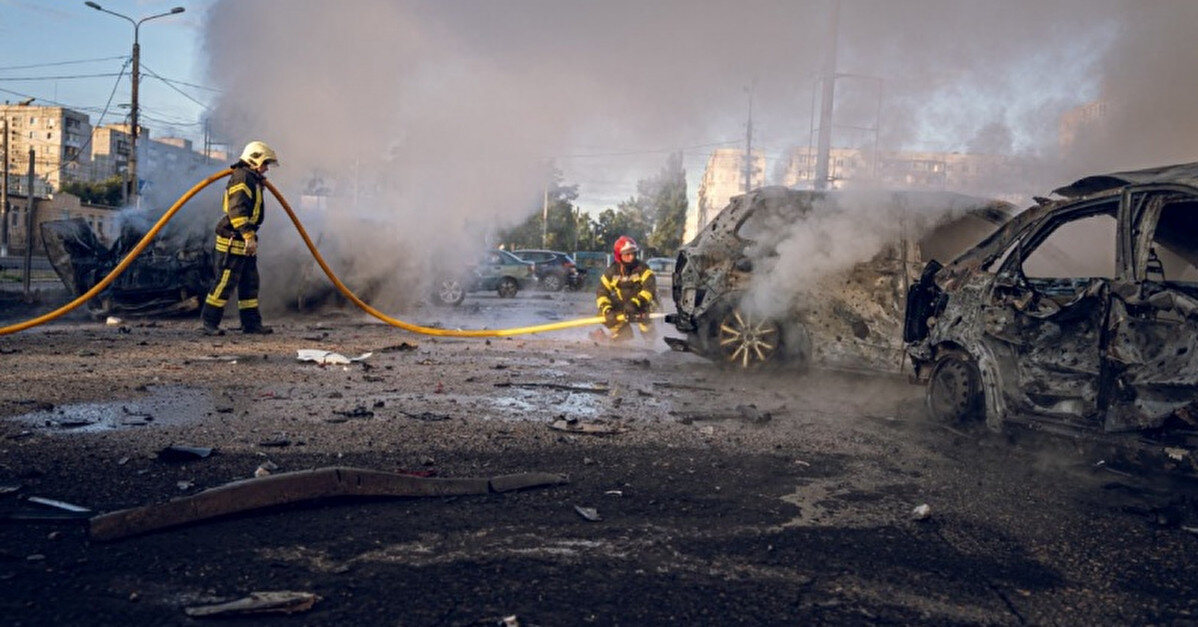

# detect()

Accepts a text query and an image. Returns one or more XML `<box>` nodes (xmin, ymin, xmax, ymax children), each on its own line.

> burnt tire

<box><xmin>714</xmin><ymin>308</ymin><xmax>783</xmax><ymax>369</ymax></box>
<box><xmin>926</xmin><ymin>352</ymin><xmax>984</xmax><ymax>424</ymax></box>
<box><xmin>497</xmin><ymin>277</ymin><xmax>519</xmax><ymax>298</ymax></box>
<box><xmin>432</xmin><ymin>278</ymin><xmax>465</xmax><ymax>306</ymax></box>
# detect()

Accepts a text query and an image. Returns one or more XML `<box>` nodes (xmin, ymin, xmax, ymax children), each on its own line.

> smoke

<box><xmin>196</xmin><ymin>0</ymin><xmax>1197</xmax><ymax>313</ymax></box>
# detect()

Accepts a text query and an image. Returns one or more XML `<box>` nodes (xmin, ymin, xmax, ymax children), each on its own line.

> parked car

<box><xmin>904</xmin><ymin>162</ymin><xmax>1198</xmax><ymax>475</ymax></box>
<box><xmin>41</xmin><ymin>217</ymin><xmax>213</xmax><ymax>317</ymax></box>
<box><xmin>572</xmin><ymin>251</ymin><xmax>611</xmax><ymax>289</ymax></box>
<box><xmin>430</xmin><ymin>249</ymin><xmax>536</xmax><ymax>306</ymax></box>
<box><xmin>645</xmin><ymin>256</ymin><xmax>676</xmax><ymax>299</ymax></box>
<box><xmin>510</xmin><ymin>249</ymin><xmax>583</xmax><ymax>291</ymax></box>
<box><xmin>666</xmin><ymin>186</ymin><xmax>1011</xmax><ymax>370</ymax></box>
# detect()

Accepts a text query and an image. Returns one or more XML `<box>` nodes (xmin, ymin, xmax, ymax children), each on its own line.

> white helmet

<box><xmin>239</xmin><ymin>141</ymin><xmax>278</xmax><ymax>169</ymax></box>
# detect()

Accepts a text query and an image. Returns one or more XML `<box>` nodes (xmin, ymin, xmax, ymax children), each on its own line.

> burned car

<box><xmin>904</xmin><ymin>162</ymin><xmax>1198</xmax><ymax>475</ymax></box>
<box><xmin>667</xmin><ymin>187</ymin><xmax>1011</xmax><ymax>370</ymax></box>
<box><xmin>41</xmin><ymin>218</ymin><xmax>213</xmax><ymax>317</ymax></box>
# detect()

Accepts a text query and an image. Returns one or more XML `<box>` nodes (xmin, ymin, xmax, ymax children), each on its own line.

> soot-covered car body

<box><xmin>41</xmin><ymin>218</ymin><xmax>213</xmax><ymax>317</ymax></box>
<box><xmin>667</xmin><ymin>186</ymin><xmax>1011</xmax><ymax>371</ymax></box>
<box><xmin>904</xmin><ymin>162</ymin><xmax>1198</xmax><ymax>475</ymax></box>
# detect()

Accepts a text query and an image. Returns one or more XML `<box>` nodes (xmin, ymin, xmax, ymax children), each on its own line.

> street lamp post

<box><xmin>84</xmin><ymin>2</ymin><xmax>185</xmax><ymax>206</ymax></box>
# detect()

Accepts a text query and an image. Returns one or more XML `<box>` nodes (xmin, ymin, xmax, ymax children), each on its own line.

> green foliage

<box><xmin>499</xmin><ymin>153</ymin><xmax>687</xmax><ymax>258</ymax></box>
<box><xmin>59</xmin><ymin>176</ymin><xmax>123</xmax><ymax>207</ymax></box>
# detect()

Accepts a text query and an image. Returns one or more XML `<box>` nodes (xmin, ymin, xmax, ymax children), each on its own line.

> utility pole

<box><xmin>1</xmin><ymin>115</ymin><xmax>9</xmax><ymax>257</ymax></box>
<box><xmin>541</xmin><ymin>182</ymin><xmax>549</xmax><ymax>249</ymax></box>
<box><xmin>744</xmin><ymin>84</ymin><xmax>755</xmax><ymax>194</ymax></box>
<box><xmin>84</xmin><ymin>2</ymin><xmax>185</xmax><ymax>207</ymax></box>
<box><xmin>814</xmin><ymin>0</ymin><xmax>841</xmax><ymax>191</ymax></box>
<box><xmin>22</xmin><ymin>147</ymin><xmax>34</xmax><ymax>298</ymax></box>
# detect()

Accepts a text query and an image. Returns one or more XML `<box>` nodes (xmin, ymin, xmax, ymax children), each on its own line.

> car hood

<box><xmin>1052</xmin><ymin>161</ymin><xmax>1198</xmax><ymax>198</ymax></box>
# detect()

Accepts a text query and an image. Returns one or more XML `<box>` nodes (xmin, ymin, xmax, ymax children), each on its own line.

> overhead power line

<box><xmin>0</xmin><ymin>73</ymin><xmax>126</xmax><ymax>81</ymax></box>
<box><xmin>0</xmin><ymin>56</ymin><xmax>127</xmax><ymax>72</ymax></box>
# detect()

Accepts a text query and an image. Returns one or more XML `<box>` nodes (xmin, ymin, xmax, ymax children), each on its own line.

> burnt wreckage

<box><xmin>667</xmin><ymin>187</ymin><xmax>1011</xmax><ymax>371</ymax></box>
<box><xmin>41</xmin><ymin>218</ymin><xmax>213</xmax><ymax>317</ymax></box>
<box><xmin>904</xmin><ymin>162</ymin><xmax>1198</xmax><ymax>476</ymax></box>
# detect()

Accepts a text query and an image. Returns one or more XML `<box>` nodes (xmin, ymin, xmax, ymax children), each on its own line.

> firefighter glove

<box><xmin>603</xmin><ymin>308</ymin><xmax>618</xmax><ymax>325</ymax></box>
<box><xmin>243</xmin><ymin>232</ymin><xmax>258</xmax><ymax>256</ymax></box>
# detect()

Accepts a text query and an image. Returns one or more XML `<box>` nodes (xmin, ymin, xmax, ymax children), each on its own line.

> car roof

<box><xmin>1052</xmin><ymin>161</ymin><xmax>1198</xmax><ymax>198</ymax></box>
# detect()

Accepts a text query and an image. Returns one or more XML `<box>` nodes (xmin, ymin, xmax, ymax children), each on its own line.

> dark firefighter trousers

<box><xmin>200</xmin><ymin>251</ymin><xmax>264</xmax><ymax>330</ymax></box>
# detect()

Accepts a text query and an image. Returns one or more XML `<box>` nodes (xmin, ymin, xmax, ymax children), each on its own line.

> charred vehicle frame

<box><xmin>667</xmin><ymin>187</ymin><xmax>1010</xmax><ymax>371</ymax></box>
<box><xmin>904</xmin><ymin>162</ymin><xmax>1198</xmax><ymax>476</ymax></box>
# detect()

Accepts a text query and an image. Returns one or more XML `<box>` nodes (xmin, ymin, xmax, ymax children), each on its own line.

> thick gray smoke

<box><xmin>197</xmin><ymin>0</ymin><xmax>1196</xmax><ymax>313</ymax></box>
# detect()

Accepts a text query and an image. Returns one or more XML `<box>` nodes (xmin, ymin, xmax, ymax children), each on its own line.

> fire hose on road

<box><xmin>0</xmin><ymin>169</ymin><xmax>663</xmax><ymax>337</ymax></box>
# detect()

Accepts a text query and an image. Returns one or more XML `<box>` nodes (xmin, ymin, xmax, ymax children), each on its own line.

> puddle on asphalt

<box><xmin>8</xmin><ymin>385</ymin><xmax>215</xmax><ymax>433</ymax></box>
<box><xmin>487</xmin><ymin>388</ymin><xmax>605</xmax><ymax>420</ymax></box>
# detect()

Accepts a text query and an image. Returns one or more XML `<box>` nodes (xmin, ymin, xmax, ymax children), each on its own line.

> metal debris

<box><xmin>911</xmin><ymin>503</ymin><xmax>932</xmax><ymax>521</ymax></box>
<box><xmin>550</xmin><ymin>419</ymin><xmax>627</xmax><ymax>435</ymax></box>
<box><xmin>157</xmin><ymin>445</ymin><xmax>213</xmax><ymax>462</ymax></box>
<box><xmin>574</xmin><ymin>505</ymin><xmax>601</xmax><ymax>522</ymax></box>
<box><xmin>184</xmin><ymin>591</ymin><xmax>320</xmax><ymax>618</ymax></box>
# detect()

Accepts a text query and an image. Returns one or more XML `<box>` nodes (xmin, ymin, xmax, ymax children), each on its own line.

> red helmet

<box><xmin>613</xmin><ymin>236</ymin><xmax>639</xmax><ymax>258</ymax></box>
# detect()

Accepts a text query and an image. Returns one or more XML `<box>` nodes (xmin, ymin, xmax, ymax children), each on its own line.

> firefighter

<box><xmin>594</xmin><ymin>235</ymin><xmax>657</xmax><ymax>341</ymax></box>
<box><xmin>199</xmin><ymin>140</ymin><xmax>278</xmax><ymax>336</ymax></box>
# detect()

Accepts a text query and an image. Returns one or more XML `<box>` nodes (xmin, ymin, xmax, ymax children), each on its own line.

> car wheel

<box><xmin>433</xmin><ymin>278</ymin><xmax>465</xmax><ymax>306</ymax></box>
<box><xmin>926</xmin><ymin>351</ymin><xmax>984</xmax><ymax>424</ymax></box>
<box><xmin>497</xmin><ymin>277</ymin><xmax>519</xmax><ymax>298</ymax></box>
<box><xmin>541</xmin><ymin>273</ymin><xmax>564</xmax><ymax>292</ymax></box>
<box><xmin>715</xmin><ymin>308</ymin><xmax>782</xmax><ymax>369</ymax></box>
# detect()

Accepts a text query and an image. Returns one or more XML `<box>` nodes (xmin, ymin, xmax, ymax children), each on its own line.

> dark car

<box><xmin>510</xmin><ymin>249</ymin><xmax>583</xmax><ymax>291</ymax></box>
<box><xmin>431</xmin><ymin>249</ymin><xmax>536</xmax><ymax>306</ymax></box>
<box><xmin>667</xmin><ymin>186</ymin><xmax>1011</xmax><ymax>370</ymax></box>
<box><xmin>903</xmin><ymin>162</ymin><xmax>1198</xmax><ymax>476</ymax></box>
<box><xmin>41</xmin><ymin>217</ymin><xmax>213</xmax><ymax>317</ymax></box>
<box><xmin>572</xmin><ymin>251</ymin><xmax>610</xmax><ymax>289</ymax></box>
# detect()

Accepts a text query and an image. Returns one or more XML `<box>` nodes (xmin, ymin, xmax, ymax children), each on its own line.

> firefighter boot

<box><xmin>239</xmin><ymin>308</ymin><xmax>273</xmax><ymax>335</ymax></box>
<box><xmin>199</xmin><ymin>303</ymin><xmax>225</xmax><ymax>336</ymax></box>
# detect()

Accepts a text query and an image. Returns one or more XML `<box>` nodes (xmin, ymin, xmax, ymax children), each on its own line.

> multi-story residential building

<box><xmin>779</xmin><ymin>145</ymin><xmax>1028</xmax><ymax>198</ymax></box>
<box><xmin>88</xmin><ymin>124</ymin><xmax>133</xmax><ymax>184</ymax></box>
<box><xmin>2</xmin><ymin>103</ymin><xmax>93</xmax><ymax>197</ymax></box>
<box><xmin>1059</xmin><ymin>100</ymin><xmax>1108</xmax><ymax>151</ymax></box>
<box><xmin>686</xmin><ymin>148</ymin><xmax>765</xmax><ymax>242</ymax></box>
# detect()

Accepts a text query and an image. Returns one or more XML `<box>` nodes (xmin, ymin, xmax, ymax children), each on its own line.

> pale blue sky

<box><xmin>1</xmin><ymin>0</ymin><xmax>216</xmax><ymax>145</ymax></box>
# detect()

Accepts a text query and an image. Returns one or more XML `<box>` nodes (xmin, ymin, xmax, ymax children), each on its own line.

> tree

<box><xmin>499</xmin><ymin>166</ymin><xmax>580</xmax><ymax>251</ymax></box>
<box><xmin>60</xmin><ymin>176</ymin><xmax>124</xmax><ymax>207</ymax></box>
<box><xmin>644</xmin><ymin>152</ymin><xmax>688</xmax><ymax>256</ymax></box>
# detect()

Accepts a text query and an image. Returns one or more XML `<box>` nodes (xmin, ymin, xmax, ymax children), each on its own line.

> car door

<box><xmin>1101</xmin><ymin>187</ymin><xmax>1198</xmax><ymax>431</ymax></box>
<box><xmin>986</xmin><ymin>199</ymin><xmax>1120</xmax><ymax>420</ymax></box>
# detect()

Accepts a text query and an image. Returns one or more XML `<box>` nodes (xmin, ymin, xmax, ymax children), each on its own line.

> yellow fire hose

<box><xmin>0</xmin><ymin>169</ymin><xmax>662</xmax><ymax>337</ymax></box>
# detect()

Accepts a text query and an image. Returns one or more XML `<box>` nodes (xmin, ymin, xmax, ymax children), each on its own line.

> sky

<box><xmin>5</xmin><ymin>1</ymin><xmax>1198</xmax><ymax>310</ymax></box>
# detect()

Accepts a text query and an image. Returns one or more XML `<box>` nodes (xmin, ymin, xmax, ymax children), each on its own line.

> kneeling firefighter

<box><xmin>199</xmin><ymin>140</ymin><xmax>278</xmax><ymax>336</ymax></box>
<box><xmin>595</xmin><ymin>235</ymin><xmax>657</xmax><ymax>341</ymax></box>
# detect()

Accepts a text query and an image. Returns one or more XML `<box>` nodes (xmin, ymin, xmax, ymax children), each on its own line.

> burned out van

<box><xmin>666</xmin><ymin>187</ymin><xmax>1011</xmax><ymax>371</ymax></box>
<box><xmin>904</xmin><ymin>162</ymin><xmax>1198</xmax><ymax>476</ymax></box>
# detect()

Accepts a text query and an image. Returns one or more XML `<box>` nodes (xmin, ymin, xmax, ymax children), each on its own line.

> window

<box><xmin>1144</xmin><ymin>198</ymin><xmax>1198</xmax><ymax>284</ymax></box>
<box><xmin>1022</xmin><ymin>209</ymin><xmax>1118</xmax><ymax>279</ymax></box>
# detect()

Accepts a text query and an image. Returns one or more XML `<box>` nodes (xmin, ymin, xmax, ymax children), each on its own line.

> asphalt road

<box><xmin>0</xmin><ymin>289</ymin><xmax>1196</xmax><ymax>625</ymax></box>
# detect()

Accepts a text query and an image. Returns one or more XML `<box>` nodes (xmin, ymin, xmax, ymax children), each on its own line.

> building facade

<box><xmin>2</xmin><ymin>103</ymin><xmax>93</xmax><ymax>198</ymax></box>
<box><xmin>687</xmin><ymin>148</ymin><xmax>766</xmax><ymax>242</ymax></box>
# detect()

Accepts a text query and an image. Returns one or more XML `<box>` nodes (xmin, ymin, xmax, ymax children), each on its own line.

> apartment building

<box><xmin>2</xmin><ymin>103</ymin><xmax>93</xmax><ymax>197</ymax></box>
<box><xmin>779</xmin><ymin>146</ymin><xmax>1027</xmax><ymax>196</ymax></box>
<box><xmin>687</xmin><ymin>148</ymin><xmax>766</xmax><ymax>242</ymax></box>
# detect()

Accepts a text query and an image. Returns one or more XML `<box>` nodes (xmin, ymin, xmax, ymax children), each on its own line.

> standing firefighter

<box><xmin>199</xmin><ymin>141</ymin><xmax>278</xmax><ymax>336</ymax></box>
<box><xmin>595</xmin><ymin>235</ymin><xmax>657</xmax><ymax>341</ymax></box>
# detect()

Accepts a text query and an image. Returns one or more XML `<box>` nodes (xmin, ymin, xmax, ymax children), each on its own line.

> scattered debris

<box><xmin>332</xmin><ymin>406</ymin><xmax>374</xmax><ymax>419</ymax></box>
<box><xmin>497</xmin><ymin>381</ymin><xmax>610</xmax><ymax>394</ymax></box>
<box><xmin>258</xmin><ymin>438</ymin><xmax>291</xmax><ymax>448</ymax></box>
<box><xmin>177</xmin><ymin>481</ymin><xmax>194</xmax><ymax>491</ymax></box>
<box><xmin>105</xmin><ymin>316</ymin><xmax>122</xmax><ymax>326</ymax></box>
<box><xmin>574</xmin><ymin>505</ymin><xmax>602</xmax><ymax>522</ymax></box>
<box><xmin>90</xmin><ymin>466</ymin><xmax>569</xmax><ymax>541</ymax></box>
<box><xmin>184</xmin><ymin>591</ymin><xmax>321</xmax><ymax>618</ymax></box>
<box><xmin>401</xmin><ymin>410</ymin><xmax>450</xmax><ymax>422</ymax></box>
<box><xmin>911</xmin><ymin>503</ymin><xmax>932</xmax><ymax>521</ymax></box>
<box><xmin>379</xmin><ymin>342</ymin><xmax>418</xmax><ymax>352</ymax></box>
<box><xmin>157</xmin><ymin>445</ymin><xmax>213</xmax><ymax>462</ymax></box>
<box><xmin>27</xmin><ymin>496</ymin><xmax>91</xmax><ymax>514</ymax></box>
<box><xmin>0</xmin><ymin>485</ymin><xmax>20</xmax><ymax>497</ymax></box>
<box><xmin>737</xmin><ymin>404</ymin><xmax>772</xmax><ymax>424</ymax></box>
<box><xmin>296</xmin><ymin>349</ymin><xmax>373</xmax><ymax>366</ymax></box>
<box><xmin>550</xmin><ymin>419</ymin><xmax>627</xmax><ymax>435</ymax></box>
